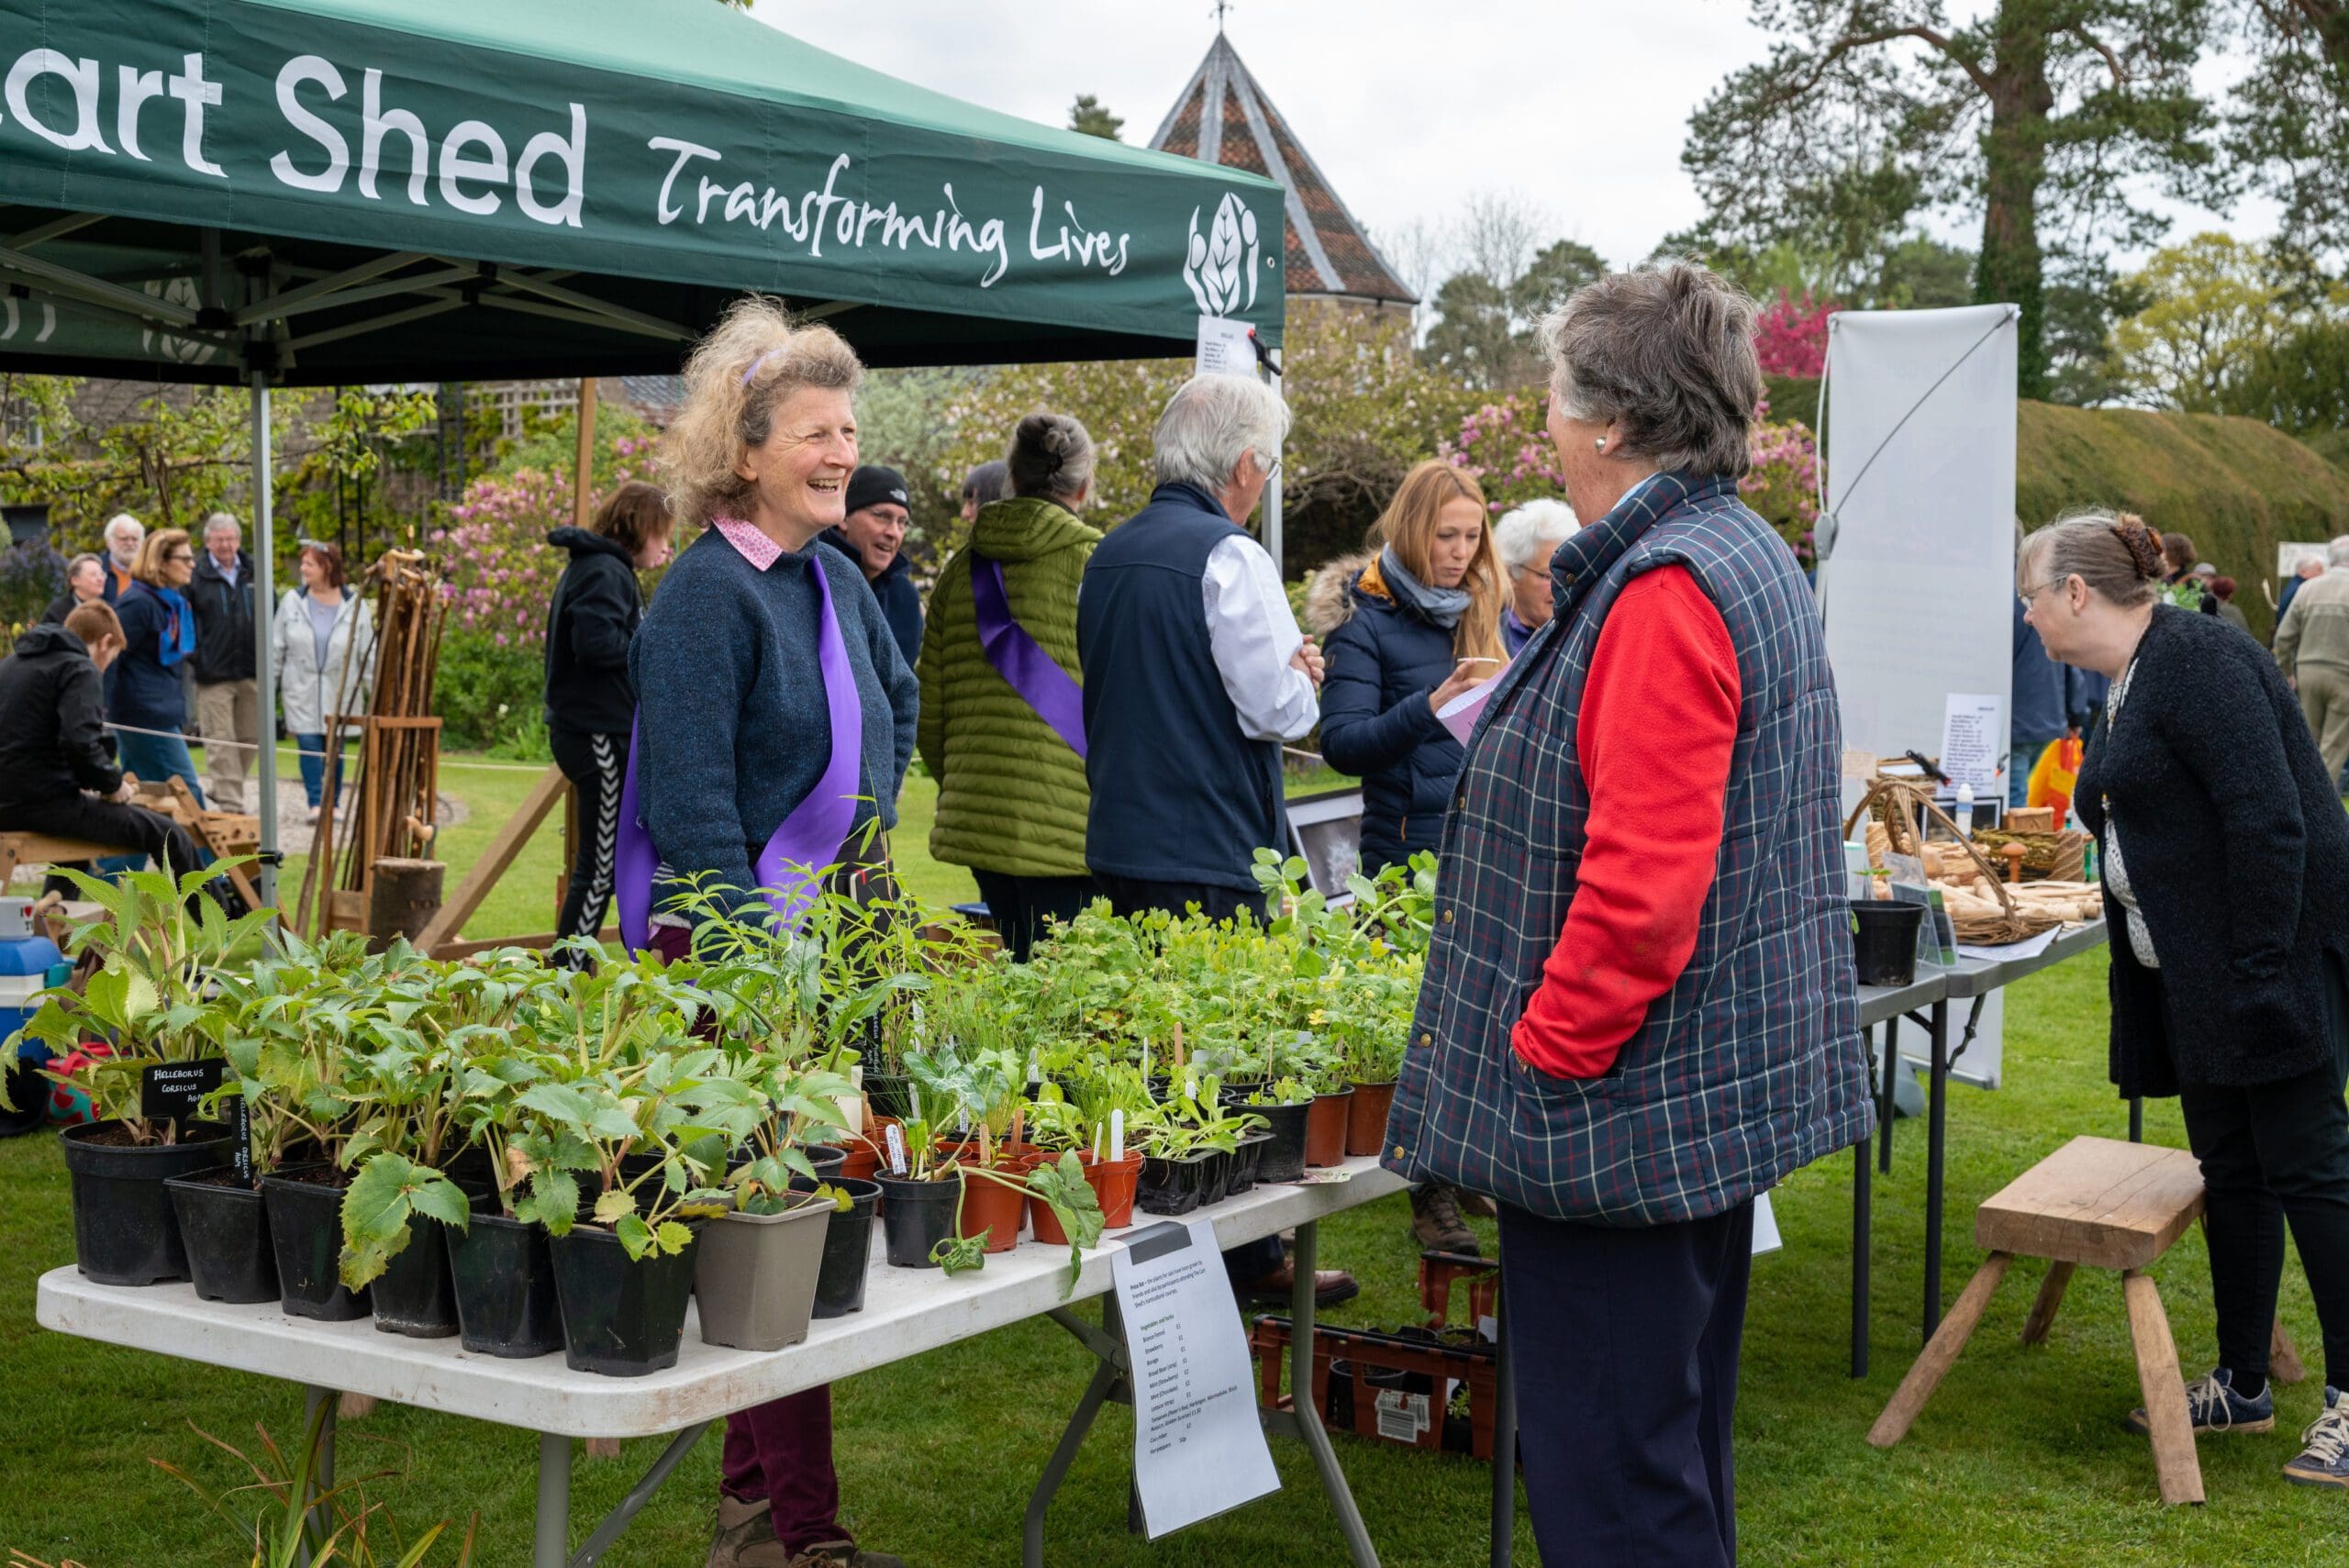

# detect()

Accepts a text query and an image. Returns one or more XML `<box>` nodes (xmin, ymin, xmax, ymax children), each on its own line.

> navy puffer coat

<box><xmin>1308</xmin><ymin>551</ymin><xmax>1467</xmax><ymax>874</ymax></box>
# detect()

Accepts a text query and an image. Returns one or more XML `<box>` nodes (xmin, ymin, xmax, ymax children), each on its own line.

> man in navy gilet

<box><xmin>1079</xmin><ymin>372</ymin><xmax>1358</xmax><ymax>1309</ymax></box>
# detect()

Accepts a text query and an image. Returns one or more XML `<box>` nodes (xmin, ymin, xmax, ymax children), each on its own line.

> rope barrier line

<box><xmin>104</xmin><ymin>721</ymin><xmax>556</xmax><ymax>774</ymax></box>
<box><xmin>111</xmin><ymin>721</ymin><xmax>1332</xmax><ymax>777</ymax></box>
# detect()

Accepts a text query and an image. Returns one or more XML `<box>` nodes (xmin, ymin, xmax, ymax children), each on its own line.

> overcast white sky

<box><xmin>763</xmin><ymin>0</ymin><xmax>2272</xmax><ymax>282</ymax></box>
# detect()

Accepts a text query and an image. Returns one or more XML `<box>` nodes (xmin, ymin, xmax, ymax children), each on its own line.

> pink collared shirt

<box><xmin>710</xmin><ymin>515</ymin><xmax>782</xmax><ymax>571</ymax></box>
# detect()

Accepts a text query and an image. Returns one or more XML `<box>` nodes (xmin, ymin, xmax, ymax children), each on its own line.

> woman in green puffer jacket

<box><xmin>918</xmin><ymin>412</ymin><xmax>1103</xmax><ymax>959</ymax></box>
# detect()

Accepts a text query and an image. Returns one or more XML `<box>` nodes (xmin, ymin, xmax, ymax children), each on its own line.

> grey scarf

<box><xmin>1378</xmin><ymin>546</ymin><xmax>1472</xmax><ymax>628</ymax></box>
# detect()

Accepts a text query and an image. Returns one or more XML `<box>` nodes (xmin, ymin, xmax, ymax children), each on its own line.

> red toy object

<box><xmin>45</xmin><ymin>1042</ymin><xmax>115</xmax><ymax>1126</ymax></box>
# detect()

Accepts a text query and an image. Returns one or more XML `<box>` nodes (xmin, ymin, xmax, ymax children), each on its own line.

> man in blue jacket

<box><xmin>1081</xmin><ymin>373</ymin><xmax>1358</xmax><ymax>1308</ymax></box>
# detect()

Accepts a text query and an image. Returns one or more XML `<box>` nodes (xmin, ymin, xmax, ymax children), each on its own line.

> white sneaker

<box><xmin>305</xmin><ymin>804</ymin><xmax>319</xmax><ymax>824</ymax></box>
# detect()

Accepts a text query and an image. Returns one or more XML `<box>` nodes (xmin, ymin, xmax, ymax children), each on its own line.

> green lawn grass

<box><xmin>6</xmin><ymin>761</ymin><xmax>2343</xmax><ymax>1565</ymax></box>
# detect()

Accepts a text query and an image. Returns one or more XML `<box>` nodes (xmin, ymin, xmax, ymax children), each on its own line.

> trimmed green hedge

<box><xmin>1773</xmin><ymin>373</ymin><xmax>2349</xmax><ymax>641</ymax></box>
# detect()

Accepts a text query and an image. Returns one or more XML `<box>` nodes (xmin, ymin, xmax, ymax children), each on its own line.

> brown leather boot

<box><xmin>706</xmin><ymin>1495</ymin><xmax>794</xmax><ymax>1568</ymax></box>
<box><xmin>1410</xmin><ymin>1183</ymin><xmax>1477</xmax><ymax>1253</ymax></box>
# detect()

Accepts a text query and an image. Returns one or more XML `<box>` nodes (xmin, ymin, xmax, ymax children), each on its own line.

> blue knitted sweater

<box><xmin>629</xmin><ymin>527</ymin><xmax>917</xmax><ymax>906</ymax></box>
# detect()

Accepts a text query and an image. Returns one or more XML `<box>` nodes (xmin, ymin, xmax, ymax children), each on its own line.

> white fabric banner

<box><xmin>1820</xmin><ymin>304</ymin><xmax>2020</xmax><ymax>1087</ymax></box>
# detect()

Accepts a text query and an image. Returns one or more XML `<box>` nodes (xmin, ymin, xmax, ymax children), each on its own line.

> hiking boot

<box><xmin>2126</xmin><ymin>1366</ymin><xmax>2274</xmax><ymax>1437</ymax></box>
<box><xmin>2284</xmin><ymin>1386</ymin><xmax>2349</xmax><ymax>1488</ymax></box>
<box><xmin>707</xmin><ymin>1495</ymin><xmax>792</xmax><ymax>1568</ymax></box>
<box><xmin>1455</xmin><ymin>1189</ymin><xmax>1499</xmax><ymax>1219</ymax></box>
<box><xmin>789</xmin><ymin>1543</ymin><xmax>907</xmax><ymax>1568</ymax></box>
<box><xmin>1410</xmin><ymin>1184</ymin><xmax>1477</xmax><ymax>1254</ymax></box>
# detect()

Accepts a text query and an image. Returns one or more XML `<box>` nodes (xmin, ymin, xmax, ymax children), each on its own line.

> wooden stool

<box><xmin>1867</xmin><ymin>1135</ymin><xmax>2210</xmax><ymax>1505</ymax></box>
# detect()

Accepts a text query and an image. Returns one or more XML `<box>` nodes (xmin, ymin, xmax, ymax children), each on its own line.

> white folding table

<box><xmin>39</xmin><ymin>1160</ymin><xmax>1408</xmax><ymax>1568</ymax></box>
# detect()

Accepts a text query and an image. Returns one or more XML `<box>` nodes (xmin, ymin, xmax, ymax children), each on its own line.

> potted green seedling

<box><xmin>696</xmin><ymin>1059</ymin><xmax>858</xmax><ymax>1351</ymax></box>
<box><xmin>10</xmin><ymin>866</ymin><xmax>269</xmax><ymax>1286</ymax></box>
<box><xmin>513</xmin><ymin>1038</ymin><xmax>752</xmax><ymax>1376</ymax></box>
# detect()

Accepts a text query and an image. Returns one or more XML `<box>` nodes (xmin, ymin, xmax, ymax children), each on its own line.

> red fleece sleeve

<box><xmin>1511</xmin><ymin>566</ymin><xmax>1742</xmax><ymax>1079</ymax></box>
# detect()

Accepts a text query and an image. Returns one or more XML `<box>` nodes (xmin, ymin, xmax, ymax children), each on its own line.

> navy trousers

<box><xmin>1499</xmin><ymin>1198</ymin><xmax>1754</xmax><ymax>1567</ymax></box>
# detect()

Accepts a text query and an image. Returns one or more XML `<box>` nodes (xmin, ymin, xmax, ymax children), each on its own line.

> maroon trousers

<box><xmin>720</xmin><ymin>1388</ymin><xmax>844</xmax><ymax>1552</ymax></box>
<box><xmin>648</xmin><ymin>922</ymin><xmax>850</xmax><ymax>1552</ymax></box>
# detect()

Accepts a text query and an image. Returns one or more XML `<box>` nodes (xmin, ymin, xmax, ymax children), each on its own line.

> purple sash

<box><xmin>970</xmin><ymin>556</ymin><xmax>1086</xmax><ymax>758</ymax></box>
<box><xmin>616</xmin><ymin>559</ymin><xmax>863</xmax><ymax>952</ymax></box>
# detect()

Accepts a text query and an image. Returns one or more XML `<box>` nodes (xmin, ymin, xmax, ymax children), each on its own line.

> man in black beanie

<box><xmin>824</xmin><ymin>464</ymin><xmax>923</xmax><ymax>668</ymax></box>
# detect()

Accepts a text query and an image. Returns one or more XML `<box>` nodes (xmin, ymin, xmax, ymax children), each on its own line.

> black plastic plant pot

<box><xmin>164</xmin><ymin>1167</ymin><xmax>277</xmax><ymax>1304</ymax></box>
<box><xmin>1850</xmin><ymin>898</ymin><xmax>1928</xmax><ymax>988</ymax></box>
<box><xmin>262</xmin><ymin>1164</ymin><xmax>372</xmax><ymax>1321</ymax></box>
<box><xmin>59</xmin><ymin>1119</ymin><xmax>234</xmax><ymax>1287</ymax></box>
<box><xmin>445</xmin><ymin>1207</ymin><xmax>563</xmax><ymax>1359</ymax></box>
<box><xmin>1228</xmin><ymin>1133</ymin><xmax>1270</xmax><ymax>1198</ymax></box>
<box><xmin>1136</xmin><ymin>1151</ymin><xmax>1216</xmax><ymax>1218</ymax></box>
<box><xmin>370</xmin><ymin>1211</ymin><xmax>463</xmax><ymax>1339</ymax></box>
<box><xmin>1252</xmin><ymin>1102</ymin><xmax>1312</xmax><ymax>1184</ymax></box>
<box><xmin>792</xmin><ymin>1175</ymin><xmax>880</xmax><ymax>1318</ymax></box>
<box><xmin>874</xmin><ymin>1173</ymin><xmax>959</xmax><ymax>1269</ymax></box>
<box><xmin>439</xmin><ymin>1142</ymin><xmax>496</xmax><ymax>1191</ymax></box>
<box><xmin>800</xmin><ymin>1144</ymin><xmax>851</xmax><ymax>1183</ymax></box>
<box><xmin>547</xmin><ymin>1223</ymin><xmax>699</xmax><ymax>1376</ymax></box>
<box><xmin>1200</xmin><ymin>1147</ymin><xmax>1233</xmax><ymax>1207</ymax></box>
<box><xmin>863</xmin><ymin>1073</ymin><xmax>915</xmax><ymax>1121</ymax></box>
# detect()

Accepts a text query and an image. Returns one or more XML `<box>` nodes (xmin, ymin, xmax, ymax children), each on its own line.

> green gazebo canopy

<box><xmin>0</xmin><ymin>0</ymin><xmax>1287</xmax><ymax>383</ymax></box>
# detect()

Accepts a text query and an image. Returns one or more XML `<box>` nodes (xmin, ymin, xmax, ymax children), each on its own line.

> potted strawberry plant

<box><xmin>12</xmin><ymin>868</ymin><xmax>268</xmax><ymax>1286</ymax></box>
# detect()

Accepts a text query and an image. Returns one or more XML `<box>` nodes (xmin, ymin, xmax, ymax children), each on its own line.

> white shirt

<box><xmin>1202</xmin><ymin>532</ymin><xmax>1319</xmax><ymax>742</ymax></box>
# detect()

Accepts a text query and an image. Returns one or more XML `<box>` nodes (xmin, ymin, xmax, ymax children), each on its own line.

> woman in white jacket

<box><xmin>273</xmin><ymin>541</ymin><xmax>375</xmax><ymax>823</ymax></box>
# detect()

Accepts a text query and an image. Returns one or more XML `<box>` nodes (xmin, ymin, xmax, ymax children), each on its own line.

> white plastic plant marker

<box><xmin>885</xmin><ymin>1123</ymin><xmax>907</xmax><ymax>1176</ymax></box>
<box><xmin>1109</xmin><ymin>1109</ymin><xmax>1125</xmax><ymax>1163</ymax></box>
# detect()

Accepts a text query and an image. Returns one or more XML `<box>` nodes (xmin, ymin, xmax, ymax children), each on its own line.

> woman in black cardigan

<box><xmin>2024</xmin><ymin>509</ymin><xmax>2349</xmax><ymax>1488</ymax></box>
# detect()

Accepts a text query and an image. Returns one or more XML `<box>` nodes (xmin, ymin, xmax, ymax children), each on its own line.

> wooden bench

<box><xmin>1867</xmin><ymin>1135</ymin><xmax>2226</xmax><ymax>1506</ymax></box>
<box><xmin>0</xmin><ymin>832</ymin><xmax>135</xmax><ymax>892</ymax></box>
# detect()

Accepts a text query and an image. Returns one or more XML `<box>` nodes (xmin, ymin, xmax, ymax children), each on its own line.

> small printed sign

<box><xmin>140</xmin><ymin>1060</ymin><xmax>224</xmax><ymax>1123</ymax></box>
<box><xmin>1194</xmin><ymin>314</ymin><xmax>1257</xmax><ymax>379</ymax></box>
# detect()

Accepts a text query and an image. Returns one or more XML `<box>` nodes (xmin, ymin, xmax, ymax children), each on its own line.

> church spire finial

<box><xmin>1213</xmin><ymin>1</ymin><xmax>1230</xmax><ymax>35</ymax></box>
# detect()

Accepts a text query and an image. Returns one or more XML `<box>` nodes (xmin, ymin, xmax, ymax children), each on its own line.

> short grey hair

<box><xmin>203</xmin><ymin>511</ymin><xmax>239</xmax><ymax>539</ymax></box>
<box><xmin>1536</xmin><ymin>261</ymin><xmax>1762</xmax><ymax>480</ymax></box>
<box><xmin>1152</xmin><ymin>374</ymin><xmax>1292</xmax><ymax>494</ymax></box>
<box><xmin>1493</xmin><ymin>499</ymin><xmax>1578</xmax><ymax>575</ymax></box>
<box><xmin>105</xmin><ymin>513</ymin><xmax>144</xmax><ymax>544</ymax></box>
<box><xmin>66</xmin><ymin>551</ymin><xmax>103</xmax><ymax>579</ymax></box>
<box><xmin>2326</xmin><ymin>535</ymin><xmax>2349</xmax><ymax>569</ymax></box>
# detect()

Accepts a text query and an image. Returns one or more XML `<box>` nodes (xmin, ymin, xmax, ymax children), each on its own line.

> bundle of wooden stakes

<box><xmin>297</xmin><ymin>550</ymin><xmax>448</xmax><ymax>940</ymax></box>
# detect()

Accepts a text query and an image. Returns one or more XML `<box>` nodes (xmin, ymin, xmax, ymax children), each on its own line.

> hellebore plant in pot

<box><xmin>893</xmin><ymin>1039</ymin><xmax>1026</xmax><ymax>1258</ymax></box>
<box><xmin>332</xmin><ymin>958</ymin><xmax>513</xmax><ymax>1338</ymax></box>
<box><xmin>10</xmin><ymin>866</ymin><xmax>271</xmax><ymax>1286</ymax></box>
<box><xmin>695</xmin><ymin>1058</ymin><xmax>858</xmax><ymax>1352</ymax></box>
<box><xmin>513</xmin><ymin>1036</ymin><xmax>748</xmax><ymax>1376</ymax></box>
<box><xmin>168</xmin><ymin>930</ymin><xmax>378</xmax><ymax>1305</ymax></box>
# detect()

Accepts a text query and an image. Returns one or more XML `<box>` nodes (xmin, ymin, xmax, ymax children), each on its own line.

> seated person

<box><xmin>0</xmin><ymin>604</ymin><xmax>212</xmax><ymax>892</ymax></box>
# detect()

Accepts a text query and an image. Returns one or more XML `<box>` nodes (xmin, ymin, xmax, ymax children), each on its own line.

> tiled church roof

<box><xmin>1149</xmin><ymin>35</ymin><xmax>1416</xmax><ymax>306</ymax></box>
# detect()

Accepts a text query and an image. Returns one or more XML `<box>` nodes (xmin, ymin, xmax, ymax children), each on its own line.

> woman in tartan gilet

<box><xmin>1385</xmin><ymin>262</ymin><xmax>1873</xmax><ymax>1563</ymax></box>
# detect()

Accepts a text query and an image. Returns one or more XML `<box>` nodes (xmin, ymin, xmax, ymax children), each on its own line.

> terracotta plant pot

<box><xmin>1305</xmin><ymin>1087</ymin><xmax>1355</xmax><ymax>1169</ymax></box>
<box><xmin>1030</xmin><ymin>1151</ymin><xmax>1142</xmax><ymax>1244</ymax></box>
<box><xmin>1344</xmin><ymin>1080</ymin><xmax>1398</xmax><ymax>1158</ymax></box>
<box><xmin>1085</xmin><ymin>1151</ymin><xmax>1143</xmax><ymax>1231</ymax></box>
<box><xmin>955</xmin><ymin>1168</ymin><xmax>1027</xmax><ymax>1254</ymax></box>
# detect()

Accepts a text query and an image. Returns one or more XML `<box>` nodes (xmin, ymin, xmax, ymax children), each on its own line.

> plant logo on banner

<box><xmin>139</xmin><ymin>277</ymin><xmax>218</xmax><ymax>366</ymax></box>
<box><xmin>1182</xmin><ymin>193</ymin><xmax>1260</xmax><ymax>318</ymax></box>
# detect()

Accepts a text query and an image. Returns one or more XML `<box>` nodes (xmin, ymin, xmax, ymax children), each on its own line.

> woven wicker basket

<box><xmin>1842</xmin><ymin>779</ymin><xmax>2061</xmax><ymax>947</ymax></box>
